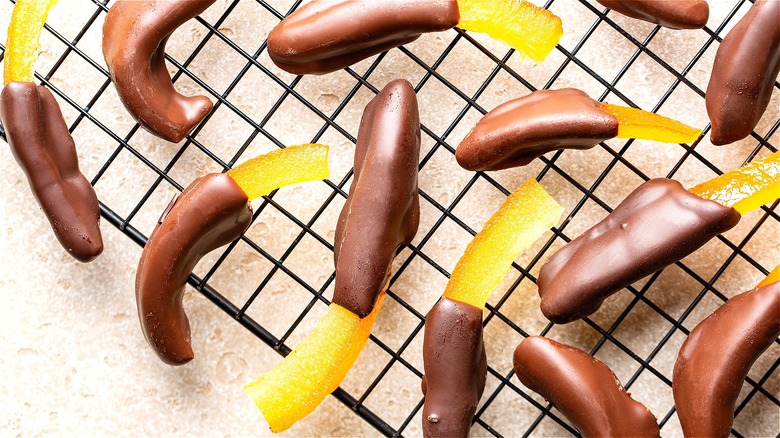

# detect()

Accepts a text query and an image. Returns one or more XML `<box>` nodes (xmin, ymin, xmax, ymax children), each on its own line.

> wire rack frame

<box><xmin>0</xmin><ymin>0</ymin><xmax>778</xmax><ymax>436</ymax></box>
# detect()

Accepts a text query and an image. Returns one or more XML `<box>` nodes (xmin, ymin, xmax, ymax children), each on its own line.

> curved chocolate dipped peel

<box><xmin>514</xmin><ymin>336</ymin><xmax>660</xmax><ymax>437</ymax></box>
<box><xmin>136</xmin><ymin>173</ymin><xmax>252</xmax><ymax>365</ymax></box>
<box><xmin>422</xmin><ymin>298</ymin><xmax>487</xmax><ymax>438</ymax></box>
<box><xmin>332</xmin><ymin>79</ymin><xmax>421</xmax><ymax>317</ymax></box>
<box><xmin>673</xmin><ymin>282</ymin><xmax>780</xmax><ymax>437</ymax></box>
<box><xmin>267</xmin><ymin>0</ymin><xmax>460</xmax><ymax>75</ymax></box>
<box><xmin>706</xmin><ymin>0</ymin><xmax>780</xmax><ymax>145</ymax></box>
<box><xmin>102</xmin><ymin>0</ymin><xmax>216</xmax><ymax>143</ymax></box>
<box><xmin>538</xmin><ymin>179</ymin><xmax>740</xmax><ymax>324</ymax></box>
<box><xmin>0</xmin><ymin>82</ymin><xmax>103</xmax><ymax>262</ymax></box>
<box><xmin>456</xmin><ymin>88</ymin><xmax>619</xmax><ymax>171</ymax></box>
<box><xmin>595</xmin><ymin>0</ymin><xmax>709</xmax><ymax>29</ymax></box>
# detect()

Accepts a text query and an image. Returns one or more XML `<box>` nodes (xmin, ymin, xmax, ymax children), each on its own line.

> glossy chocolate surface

<box><xmin>0</xmin><ymin>82</ymin><xmax>103</xmax><ymax>262</ymax></box>
<box><xmin>455</xmin><ymin>89</ymin><xmax>619</xmax><ymax>171</ymax></box>
<box><xmin>267</xmin><ymin>0</ymin><xmax>460</xmax><ymax>75</ymax></box>
<box><xmin>538</xmin><ymin>178</ymin><xmax>740</xmax><ymax>324</ymax></box>
<box><xmin>422</xmin><ymin>298</ymin><xmax>487</xmax><ymax>438</ymax></box>
<box><xmin>136</xmin><ymin>173</ymin><xmax>252</xmax><ymax>365</ymax></box>
<box><xmin>596</xmin><ymin>0</ymin><xmax>709</xmax><ymax>29</ymax></box>
<box><xmin>514</xmin><ymin>336</ymin><xmax>659</xmax><ymax>437</ymax></box>
<box><xmin>674</xmin><ymin>282</ymin><xmax>780</xmax><ymax>437</ymax></box>
<box><xmin>103</xmin><ymin>0</ymin><xmax>215</xmax><ymax>143</ymax></box>
<box><xmin>706</xmin><ymin>0</ymin><xmax>780</xmax><ymax>145</ymax></box>
<box><xmin>333</xmin><ymin>80</ymin><xmax>421</xmax><ymax>317</ymax></box>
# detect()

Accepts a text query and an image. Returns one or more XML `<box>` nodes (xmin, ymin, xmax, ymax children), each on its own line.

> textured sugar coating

<box><xmin>456</xmin><ymin>0</ymin><xmax>563</xmax><ymax>63</ymax></box>
<box><xmin>4</xmin><ymin>0</ymin><xmax>58</xmax><ymax>84</ymax></box>
<box><xmin>443</xmin><ymin>178</ymin><xmax>564</xmax><ymax>309</ymax></box>
<box><xmin>227</xmin><ymin>143</ymin><xmax>330</xmax><ymax>202</ymax></box>
<box><xmin>690</xmin><ymin>151</ymin><xmax>779</xmax><ymax>214</ymax></box>
<box><xmin>600</xmin><ymin>103</ymin><xmax>702</xmax><ymax>144</ymax></box>
<box><xmin>243</xmin><ymin>292</ymin><xmax>385</xmax><ymax>433</ymax></box>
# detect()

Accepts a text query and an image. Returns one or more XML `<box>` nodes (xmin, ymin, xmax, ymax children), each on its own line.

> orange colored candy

<box><xmin>456</xmin><ymin>0</ymin><xmax>563</xmax><ymax>63</ymax></box>
<box><xmin>4</xmin><ymin>0</ymin><xmax>58</xmax><ymax>84</ymax></box>
<box><xmin>757</xmin><ymin>265</ymin><xmax>779</xmax><ymax>288</ymax></box>
<box><xmin>443</xmin><ymin>178</ymin><xmax>564</xmax><ymax>309</ymax></box>
<box><xmin>600</xmin><ymin>103</ymin><xmax>702</xmax><ymax>144</ymax></box>
<box><xmin>689</xmin><ymin>151</ymin><xmax>780</xmax><ymax>214</ymax></box>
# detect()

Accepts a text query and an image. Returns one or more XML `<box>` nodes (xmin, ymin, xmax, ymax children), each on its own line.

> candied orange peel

<box><xmin>599</xmin><ymin>103</ymin><xmax>702</xmax><ymax>144</ymax></box>
<box><xmin>443</xmin><ymin>178</ymin><xmax>564</xmax><ymax>309</ymax></box>
<box><xmin>4</xmin><ymin>0</ymin><xmax>58</xmax><ymax>84</ymax></box>
<box><xmin>757</xmin><ymin>265</ymin><xmax>779</xmax><ymax>288</ymax></box>
<box><xmin>456</xmin><ymin>0</ymin><xmax>563</xmax><ymax>63</ymax></box>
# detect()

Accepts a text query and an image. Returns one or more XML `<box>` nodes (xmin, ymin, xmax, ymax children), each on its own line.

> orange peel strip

<box><xmin>757</xmin><ymin>265</ymin><xmax>779</xmax><ymax>288</ymax></box>
<box><xmin>227</xmin><ymin>143</ymin><xmax>330</xmax><ymax>202</ymax></box>
<box><xmin>244</xmin><ymin>292</ymin><xmax>385</xmax><ymax>433</ymax></box>
<box><xmin>600</xmin><ymin>103</ymin><xmax>702</xmax><ymax>144</ymax></box>
<box><xmin>456</xmin><ymin>0</ymin><xmax>563</xmax><ymax>63</ymax></box>
<box><xmin>4</xmin><ymin>0</ymin><xmax>58</xmax><ymax>84</ymax></box>
<box><xmin>689</xmin><ymin>151</ymin><xmax>780</xmax><ymax>215</ymax></box>
<box><xmin>443</xmin><ymin>178</ymin><xmax>564</xmax><ymax>309</ymax></box>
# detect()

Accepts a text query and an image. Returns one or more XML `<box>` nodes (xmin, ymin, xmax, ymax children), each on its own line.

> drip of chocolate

<box><xmin>455</xmin><ymin>88</ymin><xmax>619</xmax><ymax>171</ymax></box>
<box><xmin>267</xmin><ymin>0</ymin><xmax>460</xmax><ymax>75</ymax></box>
<box><xmin>136</xmin><ymin>173</ymin><xmax>252</xmax><ymax>365</ymax></box>
<box><xmin>595</xmin><ymin>0</ymin><xmax>709</xmax><ymax>29</ymax></box>
<box><xmin>513</xmin><ymin>336</ymin><xmax>660</xmax><ymax>437</ymax></box>
<box><xmin>537</xmin><ymin>178</ymin><xmax>740</xmax><ymax>324</ymax></box>
<box><xmin>422</xmin><ymin>297</ymin><xmax>487</xmax><ymax>438</ymax></box>
<box><xmin>0</xmin><ymin>82</ymin><xmax>103</xmax><ymax>262</ymax></box>
<box><xmin>706</xmin><ymin>0</ymin><xmax>780</xmax><ymax>145</ymax></box>
<box><xmin>332</xmin><ymin>79</ymin><xmax>421</xmax><ymax>318</ymax></box>
<box><xmin>103</xmin><ymin>0</ymin><xmax>216</xmax><ymax>143</ymax></box>
<box><xmin>674</xmin><ymin>281</ymin><xmax>780</xmax><ymax>437</ymax></box>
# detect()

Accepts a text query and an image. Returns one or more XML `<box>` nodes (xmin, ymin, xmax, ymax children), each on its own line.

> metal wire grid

<box><xmin>0</xmin><ymin>0</ymin><xmax>778</xmax><ymax>435</ymax></box>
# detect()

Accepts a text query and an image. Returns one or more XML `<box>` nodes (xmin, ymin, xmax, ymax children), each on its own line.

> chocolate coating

<box><xmin>422</xmin><ymin>298</ymin><xmax>487</xmax><ymax>438</ymax></box>
<box><xmin>538</xmin><ymin>179</ymin><xmax>740</xmax><ymax>324</ymax></box>
<box><xmin>0</xmin><ymin>82</ymin><xmax>102</xmax><ymax>262</ymax></box>
<box><xmin>267</xmin><ymin>0</ymin><xmax>460</xmax><ymax>75</ymax></box>
<box><xmin>595</xmin><ymin>0</ymin><xmax>709</xmax><ymax>29</ymax></box>
<box><xmin>455</xmin><ymin>89</ymin><xmax>619</xmax><ymax>171</ymax></box>
<box><xmin>103</xmin><ymin>0</ymin><xmax>215</xmax><ymax>143</ymax></box>
<box><xmin>136</xmin><ymin>173</ymin><xmax>252</xmax><ymax>365</ymax></box>
<box><xmin>333</xmin><ymin>80</ymin><xmax>421</xmax><ymax>317</ymax></box>
<box><xmin>513</xmin><ymin>336</ymin><xmax>660</xmax><ymax>437</ymax></box>
<box><xmin>706</xmin><ymin>0</ymin><xmax>780</xmax><ymax>145</ymax></box>
<box><xmin>674</xmin><ymin>282</ymin><xmax>780</xmax><ymax>437</ymax></box>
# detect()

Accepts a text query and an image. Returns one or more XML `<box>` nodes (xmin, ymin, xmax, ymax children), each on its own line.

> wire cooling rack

<box><xmin>0</xmin><ymin>0</ymin><xmax>778</xmax><ymax>436</ymax></box>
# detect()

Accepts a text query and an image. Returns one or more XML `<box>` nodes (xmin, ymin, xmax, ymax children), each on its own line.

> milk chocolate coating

<box><xmin>332</xmin><ymin>80</ymin><xmax>421</xmax><ymax>317</ymax></box>
<box><xmin>538</xmin><ymin>178</ymin><xmax>740</xmax><ymax>324</ymax></box>
<box><xmin>595</xmin><ymin>0</ymin><xmax>709</xmax><ymax>29</ymax></box>
<box><xmin>136</xmin><ymin>173</ymin><xmax>252</xmax><ymax>365</ymax></box>
<box><xmin>0</xmin><ymin>82</ymin><xmax>103</xmax><ymax>262</ymax></box>
<box><xmin>267</xmin><ymin>0</ymin><xmax>460</xmax><ymax>75</ymax></box>
<box><xmin>421</xmin><ymin>298</ymin><xmax>487</xmax><ymax>438</ymax></box>
<box><xmin>455</xmin><ymin>89</ymin><xmax>619</xmax><ymax>171</ymax></box>
<box><xmin>103</xmin><ymin>0</ymin><xmax>215</xmax><ymax>143</ymax></box>
<box><xmin>706</xmin><ymin>0</ymin><xmax>780</xmax><ymax>145</ymax></box>
<box><xmin>514</xmin><ymin>336</ymin><xmax>660</xmax><ymax>437</ymax></box>
<box><xmin>673</xmin><ymin>282</ymin><xmax>780</xmax><ymax>437</ymax></box>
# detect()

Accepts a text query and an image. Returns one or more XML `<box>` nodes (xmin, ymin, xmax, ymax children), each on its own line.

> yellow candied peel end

<box><xmin>4</xmin><ymin>0</ymin><xmax>59</xmax><ymax>84</ymax></box>
<box><xmin>757</xmin><ymin>265</ymin><xmax>779</xmax><ymax>288</ymax></box>
<box><xmin>599</xmin><ymin>103</ymin><xmax>702</xmax><ymax>144</ymax></box>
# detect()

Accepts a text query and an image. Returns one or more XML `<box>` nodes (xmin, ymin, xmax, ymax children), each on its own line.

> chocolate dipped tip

<box><xmin>0</xmin><ymin>82</ymin><xmax>103</xmax><ymax>262</ymax></box>
<box><xmin>455</xmin><ymin>88</ymin><xmax>619</xmax><ymax>171</ymax></box>
<box><xmin>102</xmin><ymin>0</ymin><xmax>216</xmax><ymax>143</ymax></box>
<box><xmin>596</xmin><ymin>0</ymin><xmax>709</xmax><ymax>29</ymax></box>
<box><xmin>267</xmin><ymin>0</ymin><xmax>460</xmax><ymax>75</ymax></box>
<box><xmin>136</xmin><ymin>173</ymin><xmax>252</xmax><ymax>365</ymax></box>
<box><xmin>332</xmin><ymin>79</ymin><xmax>421</xmax><ymax>318</ymax></box>
<box><xmin>514</xmin><ymin>336</ymin><xmax>660</xmax><ymax>437</ymax></box>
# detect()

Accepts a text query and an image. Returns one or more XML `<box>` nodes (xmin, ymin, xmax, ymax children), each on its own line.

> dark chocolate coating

<box><xmin>595</xmin><ymin>0</ymin><xmax>709</xmax><ymax>29</ymax></box>
<box><xmin>674</xmin><ymin>282</ymin><xmax>780</xmax><ymax>437</ymax></box>
<box><xmin>135</xmin><ymin>173</ymin><xmax>252</xmax><ymax>365</ymax></box>
<box><xmin>267</xmin><ymin>0</ymin><xmax>460</xmax><ymax>75</ymax></box>
<box><xmin>0</xmin><ymin>82</ymin><xmax>103</xmax><ymax>262</ymax></box>
<box><xmin>103</xmin><ymin>0</ymin><xmax>215</xmax><ymax>143</ymax></box>
<box><xmin>537</xmin><ymin>178</ymin><xmax>740</xmax><ymax>324</ymax></box>
<box><xmin>455</xmin><ymin>89</ymin><xmax>619</xmax><ymax>171</ymax></box>
<box><xmin>706</xmin><ymin>0</ymin><xmax>780</xmax><ymax>145</ymax></box>
<box><xmin>513</xmin><ymin>336</ymin><xmax>660</xmax><ymax>437</ymax></box>
<box><xmin>422</xmin><ymin>297</ymin><xmax>487</xmax><ymax>438</ymax></box>
<box><xmin>332</xmin><ymin>80</ymin><xmax>421</xmax><ymax>317</ymax></box>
